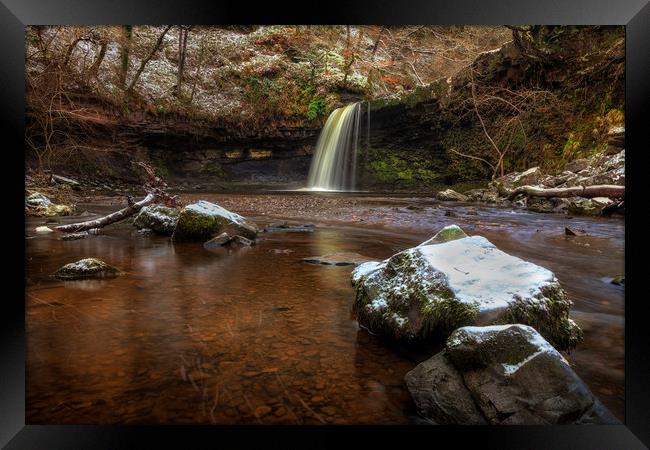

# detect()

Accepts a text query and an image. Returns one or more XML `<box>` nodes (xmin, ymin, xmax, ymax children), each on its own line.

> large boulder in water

<box><xmin>405</xmin><ymin>324</ymin><xmax>617</xmax><ymax>425</ymax></box>
<box><xmin>351</xmin><ymin>225</ymin><xmax>582</xmax><ymax>350</ymax></box>
<box><xmin>172</xmin><ymin>200</ymin><xmax>258</xmax><ymax>242</ymax></box>
<box><xmin>133</xmin><ymin>204</ymin><xmax>180</xmax><ymax>235</ymax></box>
<box><xmin>53</xmin><ymin>258</ymin><xmax>122</xmax><ymax>280</ymax></box>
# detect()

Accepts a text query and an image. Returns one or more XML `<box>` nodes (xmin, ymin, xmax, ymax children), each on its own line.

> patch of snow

<box><xmin>391</xmin><ymin>313</ymin><xmax>407</xmax><ymax>328</ymax></box>
<box><xmin>351</xmin><ymin>261</ymin><xmax>382</xmax><ymax>282</ymax></box>
<box><xmin>369</xmin><ymin>297</ymin><xmax>388</xmax><ymax>311</ymax></box>
<box><xmin>502</xmin><ymin>349</ymin><xmax>545</xmax><ymax>376</ymax></box>
<box><xmin>417</xmin><ymin>236</ymin><xmax>556</xmax><ymax>312</ymax></box>
<box><xmin>186</xmin><ymin>200</ymin><xmax>246</xmax><ymax>224</ymax></box>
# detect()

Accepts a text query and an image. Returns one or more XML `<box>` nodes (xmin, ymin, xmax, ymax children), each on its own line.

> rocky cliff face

<box><xmin>27</xmin><ymin>26</ymin><xmax>624</xmax><ymax>192</ymax></box>
<box><xmin>356</xmin><ymin>26</ymin><xmax>624</xmax><ymax>191</ymax></box>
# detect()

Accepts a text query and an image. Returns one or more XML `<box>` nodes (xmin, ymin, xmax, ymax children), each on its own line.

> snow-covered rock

<box><xmin>405</xmin><ymin>324</ymin><xmax>617</xmax><ymax>424</ymax></box>
<box><xmin>25</xmin><ymin>192</ymin><xmax>73</xmax><ymax>217</ymax></box>
<box><xmin>172</xmin><ymin>200</ymin><xmax>258</xmax><ymax>242</ymax></box>
<box><xmin>133</xmin><ymin>204</ymin><xmax>180</xmax><ymax>235</ymax></box>
<box><xmin>351</xmin><ymin>225</ymin><xmax>582</xmax><ymax>350</ymax></box>
<box><xmin>53</xmin><ymin>258</ymin><xmax>122</xmax><ymax>280</ymax></box>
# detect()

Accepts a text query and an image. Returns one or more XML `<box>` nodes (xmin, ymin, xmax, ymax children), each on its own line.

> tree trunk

<box><xmin>507</xmin><ymin>184</ymin><xmax>625</xmax><ymax>200</ymax></box>
<box><xmin>119</xmin><ymin>26</ymin><xmax>132</xmax><ymax>89</ymax></box>
<box><xmin>54</xmin><ymin>194</ymin><xmax>156</xmax><ymax>233</ymax></box>
<box><xmin>127</xmin><ymin>25</ymin><xmax>173</xmax><ymax>95</ymax></box>
<box><xmin>176</xmin><ymin>26</ymin><xmax>189</xmax><ymax>98</ymax></box>
<box><xmin>89</xmin><ymin>40</ymin><xmax>107</xmax><ymax>78</ymax></box>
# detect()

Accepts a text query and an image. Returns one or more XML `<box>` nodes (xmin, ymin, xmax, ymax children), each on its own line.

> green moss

<box><xmin>352</xmin><ymin>249</ymin><xmax>478</xmax><ymax>342</ymax></box>
<box><xmin>53</xmin><ymin>258</ymin><xmax>121</xmax><ymax>280</ymax></box>
<box><xmin>201</xmin><ymin>161</ymin><xmax>227</xmax><ymax>178</ymax></box>
<box><xmin>500</xmin><ymin>286</ymin><xmax>583</xmax><ymax>351</ymax></box>
<box><xmin>306</xmin><ymin>96</ymin><xmax>327</xmax><ymax>120</ymax></box>
<box><xmin>172</xmin><ymin>210</ymin><xmax>229</xmax><ymax>242</ymax></box>
<box><xmin>366</xmin><ymin>148</ymin><xmax>442</xmax><ymax>187</ymax></box>
<box><xmin>427</xmin><ymin>225</ymin><xmax>468</xmax><ymax>244</ymax></box>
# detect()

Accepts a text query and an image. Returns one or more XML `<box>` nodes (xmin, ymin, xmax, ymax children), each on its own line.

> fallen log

<box><xmin>54</xmin><ymin>194</ymin><xmax>155</xmax><ymax>233</ymax></box>
<box><xmin>507</xmin><ymin>184</ymin><xmax>625</xmax><ymax>200</ymax></box>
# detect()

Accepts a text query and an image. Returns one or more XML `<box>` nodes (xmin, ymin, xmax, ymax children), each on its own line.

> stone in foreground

<box><xmin>351</xmin><ymin>225</ymin><xmax>582</xmax><ymax>350</ymax></box>
<box><xmin>303</xmin><ymin>252</ymin><xmax>375</xmax><ymax>266</ymax></box>
<box><xmin>172</xmin><ymin>200</ymin><xmax>258</xmax><ymax>242</ymax></box>
<box><xmin>53</xmin><ymin>258</ymin><xmax>121</xmax><ymax>280</ymax></box>
<box><xmin>405</xmin><ymin>325</ymin><xmax>617</xmax><ymax>425</ymax></box>
<box><xmin>133</xmin><ymin>204</ymin><xmax>180</xmax><ymax>235</ymax></box>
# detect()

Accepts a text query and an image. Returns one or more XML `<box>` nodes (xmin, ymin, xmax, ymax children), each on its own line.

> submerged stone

<box><xmin>351</xmin><ymin>225</ymin><xmax>582</xmax><ymax>350</ymax></box>
<box><xmin>172</xmin><ymin>200</ymin><xmax>258</xmax><ymax>242</ymax></box>
<box><xmin>133</xmin><ymin>204</ymin><xmax>180</xmax><ymax>235</ymax></box>
<box><xmin>231</xmin><ymin>235</ymin><xmax>254</xmax><ymax>246</ymax></box>
<box><xmin>303</xmin><ymin>252</ymin><xmax>375</xmax><ymax>266</ymax></box>
<box><xmin>53</xmin><ymin>258</ymin><xmax>121</xmax><ymax>280</ymax></box>
<box><xmin>204</xmin><ymin>232</ymin><xmax>232</xmax><ymax>249</ymax></box>
<box><xmin>405</xmin><ymin>325</ymin><xmax>616</xmax><ymax>425</ymax></box>
<box><xmin>61</xmin><ymin>232</ymin><xmax>88</xmax><ymax>241</ymax></box>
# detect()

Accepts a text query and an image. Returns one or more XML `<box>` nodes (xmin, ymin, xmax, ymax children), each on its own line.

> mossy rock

<box><xmin>407</xmin><ymin>324</ymin><xmax>617</xmax><ymax>425</ymax></box>
<box><xmin>567</xmin><ymin>199</ymin><xmax>601</xmax><ymax>216</ymax></box>
<box><xmin>133</xmin><ymin>204</ymin><xmax>180</xmax><ymax>236</ymax></box>
<box><xmin>172</xmin><ymin>200</ymin><xmax>258</xmax><ymax>242</ymax></box>
<box><xmin>351</xmin><ymin>226</ymin><xmax>582</xmax><ymax>350</ymax></box>
<box><xmin>446</xmin><ymin>325</ymin><xmax>548</xmax><ymax>371</ymax></box>
<box><xmin>25</xmin><ymin>192</ymin><xmax>73</xmax><ymax>217</ymax></box>
<box><xmin>53</xmin><ymin>258</ymin><xmax>122</xmax><ymax>280</ymax></box>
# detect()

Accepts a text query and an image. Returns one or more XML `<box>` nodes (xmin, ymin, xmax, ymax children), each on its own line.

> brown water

<box><xmin>25</xmin><ymin>192</ymin><xmax>625</xmax><ymax>424</ymax></box>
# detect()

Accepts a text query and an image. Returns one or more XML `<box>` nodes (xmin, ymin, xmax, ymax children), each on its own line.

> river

<box><xmin>25</xmin><ymin>192</ymin><xmax>625</xmax><ymax>424</ymax></box>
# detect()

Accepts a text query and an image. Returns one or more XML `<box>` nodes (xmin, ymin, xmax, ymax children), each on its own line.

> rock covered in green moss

<box><xmin>25</xmin><ymin>192</ymin><xmax>73</xmax><ymax>217</ymax></box>
<box><xmin>405</xmin><ymin>324</ymin><xmax>616</xmax><ymax>425</ymax></box>
<box><xmin>172</xmin><ymin>200</ymin><xmax>258</xmax><ymax>242</ymax></box>
<box><xmin>53</xmin><ymin>258</ymin><xmax>122</xmax><ymax>280</ymax></box>
<box><xmin>133</xmin><ymin>204</ymin><xmax>180</xmax><ymax>235</ymax></box>
<box><xmin>351</xmin><ymin>225</ymin><xmax>582</xmax><ymax>350</ymax></box>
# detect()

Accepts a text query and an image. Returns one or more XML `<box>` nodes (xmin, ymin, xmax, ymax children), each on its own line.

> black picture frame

<box><xmin>3</xmin><ymin>0</ymin><xmax>649</xmax><ymax>448</ymax></box>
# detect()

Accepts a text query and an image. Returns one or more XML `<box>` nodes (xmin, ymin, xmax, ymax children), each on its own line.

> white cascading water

<box><xmin>306</xmin><ymin>102</ymin><xmax>361</xmax><ymax>191</ymax></box>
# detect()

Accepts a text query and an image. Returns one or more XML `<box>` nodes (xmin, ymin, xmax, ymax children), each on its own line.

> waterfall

<box><xmin>306</xmin><ymin>102</ymin><xmax>361</xmax><ymax>191</ymax></box>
